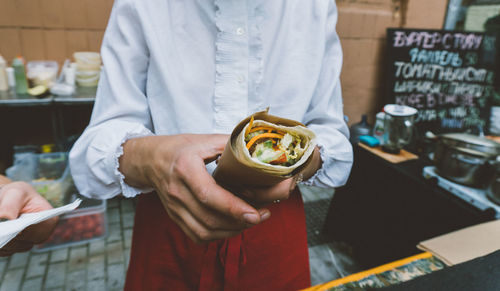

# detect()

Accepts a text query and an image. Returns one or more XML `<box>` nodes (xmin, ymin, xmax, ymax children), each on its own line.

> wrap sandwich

<box><xmin>213</xmin><ymin>109</ymin><xmax>316</xmax><ymax>187</ymax></box>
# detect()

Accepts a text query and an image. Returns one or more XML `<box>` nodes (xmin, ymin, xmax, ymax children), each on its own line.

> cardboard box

<box><xmin>404</xmin><ymin>0</ymin><xmax>447</xmax><ymax>29</ymax></box>
<box><xmin>65</xmin><ymin>30</ymin><xmax>89</xmax><ymax>57</ymax></box>
<box><xmin>0</xmin><ymin>0</ymin><xmax>18</xmax><ymax>27</ymax></box>
<box><xmin>0</xmin><ymin>28</ymin><xmax>22</xmax><ymax>62</ymax></box>
<box><xmin>63</xmin><ymin>0</ymin><xmax>87</xmax><ymax>29</ymax></box>
<box><xmin>418</xmin><ymin>220</ymin><xmax>500</xmax><ymax>266</ymax></box>
<box><xmin>20</xmin><ymin>29</ymin><xmax>46</xmax><ymax>61</ymax></box>
<box><xmin>16</xmin><ymin>0</ymin><xmax>44</xmax><ymax>28</ymax></box>
<box><xmin>45</xmin><ymin>30</ymin><xmax>68</xmax><ymax>64</ymax></box>
<box><xmin>85</xmin><ymin>0</ymin><xmax>113</xmax><ymax>30</ymax></box>
<box><xmin>337</xmin><ymin>6</ymin><xmax>399</xmax><ymax>39</ymax></box>
<box><xmin>342</xmin><ymin>85</ymin><xmax>385</xmax><ymax>124</ymax></box>
<box><xmin>87</xmin><ymin>30</ymin><xmax>105</xmax><ymax>53</ymax></box>
<box><xmin>41</xmin><ymin>0</ymin><xmax>65</xmax><ymax>28</ymax></box>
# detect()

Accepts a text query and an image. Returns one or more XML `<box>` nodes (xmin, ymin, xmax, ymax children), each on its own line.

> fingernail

<box><xmin>260</xmin><ymin>210</ymin><xmax>271</xmax><ymax>221</ymax></box>
<box><xmin>243</xmin><ymin>213</ymin><xmax>260</xmax><ymax>224</ymax></box>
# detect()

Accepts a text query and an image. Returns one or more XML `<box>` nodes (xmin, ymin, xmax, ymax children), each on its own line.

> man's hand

<box><xmin>120</xmin><ymin>134</ymin><xmax>270</xmax><ymax>244</ymax></box>
<box><xmin>237</xmin><ymin>176</ymin><xmax>299</xmax><ymax>207</ymax></box>
<box><xmin>0</xmin><ymin>181</ymin><xmax>58</xmax><ymax>256</ymax></box>
<box><xmin>236</xmin><ymin>146</ymin><xmax>322</xmax><ymax>207</ymax></box>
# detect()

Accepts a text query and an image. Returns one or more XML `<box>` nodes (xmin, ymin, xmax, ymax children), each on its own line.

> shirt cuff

<box><xmin>113</xmin><ymin>128</ymin><xmax>155</xmax><ymax>198</ymax></box>
<box><xmin>301</xmin><ymin>143</ymin><xmax>353</xmax><ymax>188</ymax></box>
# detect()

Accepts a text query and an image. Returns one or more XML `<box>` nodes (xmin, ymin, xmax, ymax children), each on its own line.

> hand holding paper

<box><xmin>0</xmin><ymin>181</ymin><xmax>79</xmax><ymax>256</ymax></box>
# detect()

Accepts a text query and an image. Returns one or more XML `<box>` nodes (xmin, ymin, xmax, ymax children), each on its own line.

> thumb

<box><xmin>200</xmin><ymin>134</ymin><xmax>230</xmax><ymax>164</ymax></box>
<box><xmin>0</xmin><ymin>188</ymin><xmax>26</xmax><ymax>220</ymax></box>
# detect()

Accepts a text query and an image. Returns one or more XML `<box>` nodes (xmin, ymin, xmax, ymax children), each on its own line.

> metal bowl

<box><xmin>487</xmin><ymin>158</ymin><xmax>500</xmax><ymax>205</ymax></box>
<box><xmin>433</xmin><ymin>134</ymin><xmax>500</xmax><ymax>188</ymax></box>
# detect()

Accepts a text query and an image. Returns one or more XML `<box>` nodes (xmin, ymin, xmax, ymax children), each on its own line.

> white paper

<box><xmin>0</xmin><ymin>199</ymin><xmax>82</xmax><ymax>249</ymax></box>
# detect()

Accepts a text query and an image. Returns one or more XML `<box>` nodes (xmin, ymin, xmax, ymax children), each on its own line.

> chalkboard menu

<box><xmin>386</xmin><ymin>28</ymin><xmax>497</xmax><ymax>134</ymax></box>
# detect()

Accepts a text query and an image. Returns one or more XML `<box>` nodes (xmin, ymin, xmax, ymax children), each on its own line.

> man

<box><xmin>0</xmin><ymin>175</ymin><xmax>58</xmax><ymax>256</ymax></box>
<box><xmin>70</xmin><ymin>0</ymin><xmax>353</xmax><ymax>290</ymax></box>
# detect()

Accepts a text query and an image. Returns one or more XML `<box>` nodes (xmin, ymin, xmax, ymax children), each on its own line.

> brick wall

<box><xmin>0</xmin><ymin>0</ymin><xmax>113</xmax><ymax>64</ymax></box>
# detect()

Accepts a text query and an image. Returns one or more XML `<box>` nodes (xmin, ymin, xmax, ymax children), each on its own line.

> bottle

<box><xmin>12</xmin><ymin>56</ymin><xmax>29</xmax><ymax>95</ymax></box>
<box><xmin>372</xmin><ymin>111</ymin><xmax>386</xmax><ymax>145</ymax></box>
<box><xmin>6</xmin><ymin>67</ymin><xmax>16</xmax><ymax>91</ymax></box>
<box><xmin>349</xmin><ymin>114</ymin><xmax>371</xmax><ymax>144</ymax></box>
<box><xmin>0</xmin><ymin>55</ymin><xmax>8</xmax><ymax>92</ymax></box>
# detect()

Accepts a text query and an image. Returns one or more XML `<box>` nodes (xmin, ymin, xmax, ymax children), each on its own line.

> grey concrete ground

<box><xmin>0</xmin><ymin>186</ymin><xmax>358</xmax><ymax>290</ymax></box>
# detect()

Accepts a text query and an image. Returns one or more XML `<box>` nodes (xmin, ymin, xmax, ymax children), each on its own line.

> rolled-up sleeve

<box><xmin>302</xmin><ymin>1</ymin><xmax>353</xmax><ymax>188</ymax></box>
<box><xmin>69</xmin><ymin>0</ymin><xmax>154</xmax><ymax>199</ymax></box>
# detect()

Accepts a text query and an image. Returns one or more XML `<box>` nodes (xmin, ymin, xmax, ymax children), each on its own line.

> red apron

<box><xmin>124</xmin><ymin>188</ymin><xmax>310</xmax><ymax>291</ymax></box>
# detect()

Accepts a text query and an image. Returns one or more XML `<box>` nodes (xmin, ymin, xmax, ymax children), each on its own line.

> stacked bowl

<box><xmin>74</xmin><ymin>52</ymin><xmax>101</xmax><ymax>87</ymax></box>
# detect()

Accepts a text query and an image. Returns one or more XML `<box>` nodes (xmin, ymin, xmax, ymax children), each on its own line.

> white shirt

<box><xmin>69</xmin><ymin>0</ymin><xmax>353</xmax><ymax>199</ymax></box>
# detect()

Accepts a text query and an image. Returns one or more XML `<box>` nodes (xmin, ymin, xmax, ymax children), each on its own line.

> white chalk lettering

<box><xmin>408</xmin><ymin>48</ymin><xmax>462</xmax><ymax>67</ymax></box>
<box><xmin>392</xmin><ymin>31</ymin><xmax>483</xmax><ymax>50</ymax></box>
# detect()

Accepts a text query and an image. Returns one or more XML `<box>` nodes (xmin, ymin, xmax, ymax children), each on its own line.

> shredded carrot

<box><xmin>249</xmin><ymin>126</ymin><xmax>272</xmax><ymax>133</ymax></box>
<box><xmin>244</xmin><ymin>116</ymin><xmax>255</xmax><ymax>137</ymax></box>
<box><xmin>246</xmin><ymin>133</ymin><xmax>284</xmax><ymax>150</ymax></box>
<box><xmin>249</xmin><ymin>126</ymin><xmax>285</xmax><ymax>135</ymax></box>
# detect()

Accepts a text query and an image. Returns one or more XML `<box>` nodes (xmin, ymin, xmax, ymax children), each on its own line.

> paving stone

<box><xmin>121</xmin><ymin>212</ymin><xmax>135</xmax><ymax>229</ymax></box>
<box><xmin>123</xmin><ymin>229</ymin><xmax>133</xmax><ymax>249</ymax></box>
<box><xmin>0</xmin><ymin>260</ymin><xmax>6</xmax><ymax>280</ymax></box>
<box><xmin>21</xmin><ymin>276</ymin><xmax>43</xmax><ymax>291</ymax></box>
<box><xmin>0</xmin><ymin>268</ymin><xmax>24</xmax><ymax>291</ymax></box>
<box><xmin>107</xmin><ymin>208</ymin><xmax>120</xmax><ymax>224</ymax></box>
<box><xmin>45</xmin><ymin>262</ymin><xmax>66</xmax><ymax>289</ymax></box>
<box><xmin>106</xmin><ymin>241</ymin><xmax>124</xmax><ymax>264</ymax></box>
<box><xmin>8</xmin><ymin>252</ymin><xmax>29</xmax><ymax>269</ymax></box>
<box><xmin>107</xmin><ymin>198</ymin><xmax>119</xmax><ymax>208</ymax></box>
<box><xmin>26</xmin><ymin>253</ymin><xmax>48</xmax><ymax>278</ymax></box>
<box><xmin>120</xmin><ymin>199</ymin><xmax>134</xmax><ymax>214</ymax></box>
<box><xmin>66</xmin><ymin>270</ymin><xmax>86</xmax><ymax>291</ymax></box>
<box><xmin>51</xmin><ymin>248</ymin><xmax>69</xmax><ymax>263</ymax></box>
<box><xmin>68</xmin><ymin>247</ymin><xmax>88</xmax><ymax>271</ymax></box>
<box><xmin>86</xmin><ymin>279</ymin><xmax>106</xmax><ymax>291</ymax></box>
<box><xmin>106</xmin><ymin>223</ymin><xmax>122</xmax><ymax>243</ymax></box>
<box><xmin>106</xmin><ymin>263</ymin><xmax>125</xmax><ymax>290</ymax></box>
<box><xmin>87</xmin><ymin>255</ymin><xmax>105</xmax><ymax>281</ymax></box>
<box><xmin>124</xmin><ymin>251</ymin><xmax>131</xmax><ymax>269</ymax></box>
<box><xmin>88</xmin><ymin>240</ymin><xmax>106</xmax><ymax>257</ymax></box>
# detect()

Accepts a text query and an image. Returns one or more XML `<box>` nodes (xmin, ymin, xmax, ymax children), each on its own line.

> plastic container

<box><xmin>6</xmin><ymin>67</ymin><xmax>15</xmax><ymax>91</ymax></box>
<box><xmin>73</xmin><ymin>52</ymin><xmax>101</xmax><ymax>68</ymax></box>
<box><xmin>26</xmin><ymin>61</ymin><xmax>59</xmax><ymax>88</ymax></box>
<box><xmin>30</xmin><ymin>153</ymin><xmax>75</xmax><ymax>208</ymax></box>
<box><xmin>75</xmin><ymin>69</ymin><xmax>100</xmax><ymax>79</ymax></box>
<box><xmin>12</xmin><ymin>56</ymin><xmax>28</xmax><ymax>95</ymax></box>
<box><xmin>76</xmin><ymin>74</ymin><xmax>100</xmax><ymax>87</ymax></box>
<box><xmin>349</xmin><ymin>115</ymin><xmax>371</xmax><ymax>144</ymax></box>
<box><xmin>0</xmin><ymin>55</ymin><xmax>8</xmax><ymax>91</ymax></box>
<box><xmin>33</xmin><ymin>196</ymin><xmax>108</xmax><ymax>252</ymax></box>
<box><xmin>7</xmin><ymin>152</ymin><xmax>73</xmax><ymax>207</ymax></box>
<box><xmin>372</xmin><ymin>111</ymin><xmax>386</xmax><ymax>145</ymax></box>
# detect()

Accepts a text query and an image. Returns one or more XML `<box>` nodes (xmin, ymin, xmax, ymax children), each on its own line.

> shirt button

<box><xmin>236</xmin><ymin>27</ymin><xmax>245</xmax><ymax>35</ymax></box>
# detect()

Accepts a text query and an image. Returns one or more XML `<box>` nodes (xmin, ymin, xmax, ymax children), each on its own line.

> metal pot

<box><xmin>433</xmin><ymin>133</ymin><xmax>500</xmax><ymax>188</ymax></box>
<box><xmin>487</xmin><ymin>157</ymin><xmax>500</xmax><ymax>205</ymax></box>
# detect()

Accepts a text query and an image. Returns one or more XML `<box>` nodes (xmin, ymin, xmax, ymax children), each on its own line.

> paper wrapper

<box><xmin>213</xmin><ymin>109</ymin><xmax>316</xmax><ymax>188</ymax></box>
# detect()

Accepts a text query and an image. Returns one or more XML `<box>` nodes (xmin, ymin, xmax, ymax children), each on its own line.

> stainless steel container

<box><xmin>487</xmin><ymin>157</ymin><xmax>500</xmax><ymax>205</ymax></box>
<box><xmin>433</xmin><ymin>134</ymin><xmax>500</xmax><ymax>187</ymax></box>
